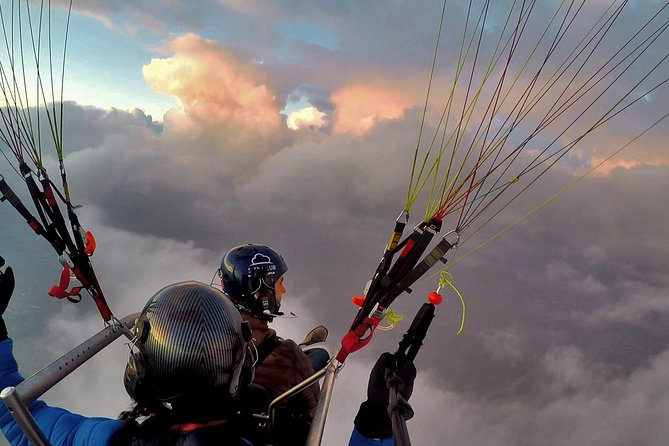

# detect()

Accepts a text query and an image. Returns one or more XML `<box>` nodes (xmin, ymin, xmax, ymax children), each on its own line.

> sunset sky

<box><xmin>1</xmin><ymin>1</ymin><xmax>669</xmax><ymax>445</ymax></box>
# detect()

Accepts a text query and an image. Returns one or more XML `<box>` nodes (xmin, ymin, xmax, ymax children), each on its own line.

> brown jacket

<box><xmin>242</xmin><ymin>314</ymin><xmax>320</xmax><ymax>417</ymax></box>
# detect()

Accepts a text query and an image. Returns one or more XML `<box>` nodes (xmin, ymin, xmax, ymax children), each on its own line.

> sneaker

<box><xmin>300</xmin><ymin>325</ymin><xmax>328</xmax><ymax>346</ymax></box>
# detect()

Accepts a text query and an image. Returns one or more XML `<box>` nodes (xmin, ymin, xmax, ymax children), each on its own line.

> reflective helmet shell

<box><xmin>124</xmin><ymin>281</ymin><xmax>252</xmax><ymax>403</ymax></box>
<box><xmin>219</xmin><ymin>244</ymin><xmax>288</xmax><ymax>318</ymax></box>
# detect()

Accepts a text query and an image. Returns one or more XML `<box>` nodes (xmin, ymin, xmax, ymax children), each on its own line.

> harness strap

<box><xmin>0</xmin><ymin>176</ymin><xmax>46</xmax><ymax>236</ymax></box>
<box><xmin>255</xmin><ymin>336</ymin><xmax>283</xmax><ymax>366</ymax></box>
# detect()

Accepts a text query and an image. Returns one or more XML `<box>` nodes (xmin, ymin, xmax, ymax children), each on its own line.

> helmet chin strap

<box><xmin>251</xmin><ymin>289</ymin><xmax>276</xmax><ymax>321</ymax></box>
<box><xmin>250</xmin><ymin>280</ymin><xmax>298</xmax><ymax>321</ymax></box>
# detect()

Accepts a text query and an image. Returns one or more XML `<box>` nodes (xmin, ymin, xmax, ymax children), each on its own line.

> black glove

<box><xmin>0</xmin><ymin>256</ymin><xmax>16</xmax><ymax>341</ymax></box>
<box><xmin>353</xmin><ymin>352</ymin><xmax>417</xmax><ymax>439</ymax></box>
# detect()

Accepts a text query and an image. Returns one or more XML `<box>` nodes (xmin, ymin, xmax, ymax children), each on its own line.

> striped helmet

<box><xmin>124</xmin><ymin>281</ymin><xmax>253</xmax><ymax>403</ymax></box>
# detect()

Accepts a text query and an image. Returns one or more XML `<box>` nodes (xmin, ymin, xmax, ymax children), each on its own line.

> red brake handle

<box><xmin>336</xmin><ymin>317</ymin><xmax>381</xmax><ymax>362</ymax></box>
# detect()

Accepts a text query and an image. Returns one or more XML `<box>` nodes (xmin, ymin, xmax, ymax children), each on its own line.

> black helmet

<box><xmin>219</xmin><ymin>244</ymin><xmax>287</xmax><ymax>320</ymax></box>
<box><xmin>124</xmin><ymin>281</ymin><xmax>254</xmax><ymax>404</ymax></box>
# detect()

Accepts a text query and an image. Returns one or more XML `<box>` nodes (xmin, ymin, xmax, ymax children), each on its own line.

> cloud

<box><xmin>586</xmin><ymin>285</ymin><xmax>669</xmax><ymax>325</ymax></box>
<box><xmin>6</xmin><ymin>96</ymin><xmax>668</xmax><ymax>428</ymax></box>
<box><xmin>58</xmin><ymin>0</ymin><xmax>221</xmax><ymax>35</ymax></box>
<box><xmin>402</xmin><ymin>346</ymin><xmax>669</xmax><ymax>446</ymax></box>
<box><xmin>330</xmin><ymin>82</ymin><xmax>415</xmax><ymax>135</ymax></box>
<box><xmin>286</xmin><ymin>106</ymin><xmax>327</xmax><ymax>130</ymax></box>
<box><xmin>6</xmin><ymin>108</ymin><xmax>668</xmax><ymax>427</ymax></box>
<box><xmin>143</xmin><ymin>34</ymin><xmax>285</xmax><ymax>148</ymax></box>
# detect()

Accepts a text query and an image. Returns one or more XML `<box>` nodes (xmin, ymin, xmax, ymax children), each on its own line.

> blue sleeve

<box><xmin>0</xmin><ymin>338</ymin><xmax>125</xmax><ymax>446</ymax></box>
<box><xmin>348</xmin><ymin>427</ymin><xmax>393</xmax><ymax>446</ymax></box>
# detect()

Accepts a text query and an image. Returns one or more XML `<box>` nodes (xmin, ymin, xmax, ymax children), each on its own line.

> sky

<box><xmin>1</xmin><ymin>1</ymin><xmax>669</xmax><ymax>445</ymax></box>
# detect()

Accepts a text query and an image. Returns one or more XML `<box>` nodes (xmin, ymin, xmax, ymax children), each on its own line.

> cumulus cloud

<box><xmin>286</xmin><ymin>106</ymin><xmax>327</xmax><ymax>130</ymax></box>
<box><xmin>143</xmin><ymin>34</ymin><xmax>287</xmax><ymax>152</ymax></box>
<box><xmin>330</xmin><ymin>82</ymin><xmax>416</xmax><ymax>135</ymax></box>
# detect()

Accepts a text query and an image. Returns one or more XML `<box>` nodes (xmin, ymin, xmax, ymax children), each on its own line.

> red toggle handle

<box><xmin>48</xmin><ymin>265</ymin><xmax>72</xmax><ymax>299</ymax></box>
<box><xmin>336</xmin><ymin>317</ymin><xmax>381</xmax><ymax>362</ymax></box>
<box><xmin>47</xmin><ymin>262</ymin><xmax>113</xmax><ymax>321</ymax></box>
<box><xmin>48</xmin><ymin>265</ymin><xmax>83</xmax><ymax>300</ymax></box>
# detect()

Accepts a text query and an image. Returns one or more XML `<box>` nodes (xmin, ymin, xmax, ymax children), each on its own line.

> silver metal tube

<box><xmin>0</xmin><ymin>386</ymin><xmax>49</xmax><ymax>446</ymax></box>
<box><xmin>305</xmin><ymin>358</ymin><xmax>340</xmax><ymax>446</ymax></box>
<box><xmin>17</xmin><ymin>313</ymin><xmax>138</xmax><ymax>403</ymax></box>
<box><xmin>268</xmin><ymin>366</ymin><xmax>327</xmax><ymax>422</ymax></box>
<box><xmin>391</xmin><ymin>409</ymin><xmax>412</xmax><ymax>446</ymax></box>
<box><xmin>0</xmin><ymin>313</ymin><xmax>138</xmax><ymax>445</ymax></box>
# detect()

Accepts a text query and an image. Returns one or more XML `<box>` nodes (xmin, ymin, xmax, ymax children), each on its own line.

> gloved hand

<box><xmin>353</xmin><ymin>352</ymin><xmax>417</xmax><ymax>439</ymax></box>
<box><xmin>0</xmin><ymin>256</ymin><xmax>16</xmax><ymax>341</ymax></box>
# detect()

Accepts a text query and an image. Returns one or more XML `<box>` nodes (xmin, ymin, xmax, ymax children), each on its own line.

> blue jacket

<box><xmin>0</xmin><ymin>338</ymin><xmax>124</xmax><ymax>445</ymax></box>
<box><xmin>349</xmin><ymin>429</ymin><xmax>393</xmax><ymax>445</ymax></box>
<box><xmin>0</xmin><ymin>338</ymin><xmax>389</xmax><ymax>445</ymax></box>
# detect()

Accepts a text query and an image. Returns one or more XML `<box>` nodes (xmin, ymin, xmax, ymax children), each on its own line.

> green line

<box><xmin>452</xmin><ymin>109</ymin><xmax>669</xmax><ymax>266</ymax></box>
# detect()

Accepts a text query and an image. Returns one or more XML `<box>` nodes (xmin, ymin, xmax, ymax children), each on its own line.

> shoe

<box><xmin>300</xmin><ymin>325</ymin><xmax>328</xmax><ymax>346</ymax></box>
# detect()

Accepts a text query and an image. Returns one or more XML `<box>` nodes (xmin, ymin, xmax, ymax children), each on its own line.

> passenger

<box><xmin>218</xmin><ymin>244</ymin><xmax>333</xmax><ymax>441</ymax></box>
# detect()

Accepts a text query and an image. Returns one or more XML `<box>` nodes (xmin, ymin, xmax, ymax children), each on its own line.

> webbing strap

<box><xmin>339</xmin><ymin>225</ymin><xmax>453</xmax><ymax>365</ymax></box>
<box><xmin>1</xmin><ymin>173</ymin><xmax>113</xmax><ymax>321</ymax></box>
<box><xmin>380</xmin><ymin>236</ymin><xmax>454</xmax><ymax>307</ymax></box>
<box><xmin>256</xmin><ymin>336</ymin><xmax>283</xmax><ymax>366</ymax></box>
<box><xmin>0</xmin><ymin>176</ymin><xmax>45</xmax><ymax>236</ymax></box>
<box><xmin>39</xmin><ymin>178</ymin><xmax>76</xmax><ymax>253</ymax></box>
<box><xmin>353</xmin><ymin>220</ymin><xmax>437</xmax><ymax>331</ymax></box>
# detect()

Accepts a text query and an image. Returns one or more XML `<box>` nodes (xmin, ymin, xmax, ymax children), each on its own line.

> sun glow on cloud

<box><xmin>589</xmin><ymin>157</ymin><xmax>669</xmax><ymax>175</ymax></box>
<box><xmin>330</xmin><ymin>83</ymin><xmax>412</xmax><ymax>135</ymax></box>
<box><xmin>142</xmin><ymin>33</ymin><xmax>281</xmax><ymax>134</ymax></box>
<box><xmin>286</xmin><ymin>106</ymin><xmax>326</xmax><ymax>130</ymax></box>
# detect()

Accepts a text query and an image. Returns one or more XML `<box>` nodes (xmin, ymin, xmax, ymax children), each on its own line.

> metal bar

<box><xmin>391</xmin><ymin>408</ymin><xmax>412</xmax><ymax>446</ymax></box>
<box><xmin>305</xmin><ymin>358</ymin><xmax>340</xmax><ymax>446</ymax></box>
<box><xmin>268</xmin><ymin>366</ymin><xmax>327</xmax><ymax>421</ymax></box>
<box><xmin>17</xmin><ymin>313</ymin><xmax>138</xmax><ymax>402</ymax></box>
<box><xmin>0</xmin><ymin>386</ymin><xmax>49</xmax><ymax>446</ymax></box>
<box><xmin>389</xmin><ymin>386</ymin><xmax>414</xmax><ymax>446</ymax></box>
<box><xmin>1</xmin><ymin>313</ymin><xmax>138</xmax><ymax>445</ymax></box>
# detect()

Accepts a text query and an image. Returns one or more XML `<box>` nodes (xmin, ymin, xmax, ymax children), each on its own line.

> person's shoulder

<box><xmin>0</xmin><ymin>336</ymin><xmax>13</xmax><ymax>356</ymax></box>
<box><xmin>270</xmin><ymin>339</ymin><xmax>312</xmax><ymax>372</ymax></box>
<box><xmin>273</xmin><ymin>338</ymin><xmax>301</xmax><ymax>355</ymax></box>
